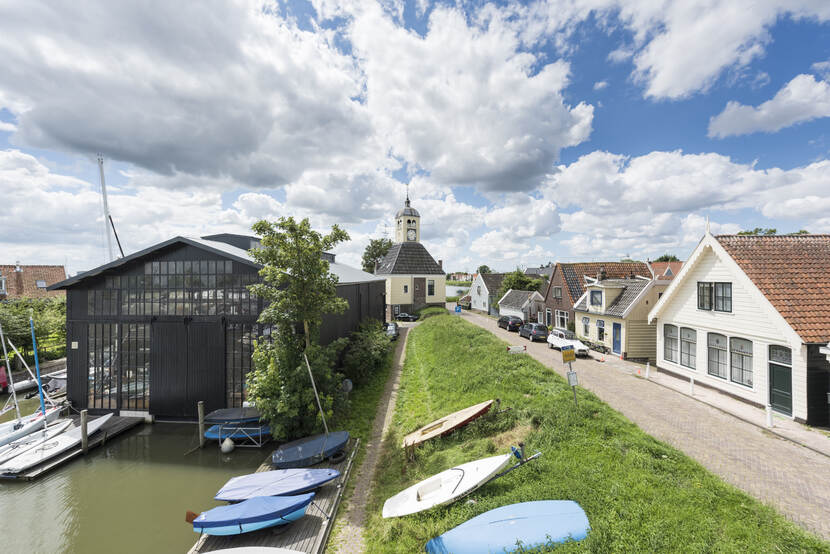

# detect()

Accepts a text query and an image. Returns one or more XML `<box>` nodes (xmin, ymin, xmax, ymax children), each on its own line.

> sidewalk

<box><xmin>458</xmin><ymin>308</ymin><xmax>830</xmax><ymax>540</ymax></box>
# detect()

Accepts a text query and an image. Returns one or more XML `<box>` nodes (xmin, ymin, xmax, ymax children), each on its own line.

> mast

<box><xmin>98</xmin><ymin>154</ymin><xmax>115</xmax><ymax>262</ymax></box>
<box><xmin>29</xmin><ymin>313</ymin><xmax>48</xmax><ymax>431</ymax></box>
<box><xmin>0</xmin><ymin>323</ymin><xmax>21</xmax><ymax>422</ymax></box>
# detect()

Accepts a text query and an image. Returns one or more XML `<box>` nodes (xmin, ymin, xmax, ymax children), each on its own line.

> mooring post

<box><xmin>198</xmin><ymin>400</ymin><xmax>205</xmax><ymax>448</ymax></box>
<box><xmin>81</xmin><ymin>410</ymin><xmax>89</xmax><ymax>454</ymax></box>
<box><xmin>766</xmin><ymin>405</ymin><xmax>774</xmax><ymax>428</ymax></box>
<box><xmin>689</xmin><ymin>377</ymin><xmax>695</xmax><ymax>396</ymax></box>
<box><xmin>645</xmin><ymin>362</ymin><xmax>650</xmax><ymax>380</ymax></box>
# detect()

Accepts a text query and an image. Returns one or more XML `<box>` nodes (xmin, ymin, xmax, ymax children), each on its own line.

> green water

<box><xmin>0</xmin><ymin>421</ymin><xmax>267</xmax><ymax>554</ymax></box>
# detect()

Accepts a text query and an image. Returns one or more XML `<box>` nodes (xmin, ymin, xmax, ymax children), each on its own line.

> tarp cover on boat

<box><xmin>215</xmin><ymin>468</ymin><xmax>340</xmax><ymax>501</ymax></box>
<box><xmin>204</xmin><ymin>424</ymin><xmax>271</xmax><ymax>441</ymax></box>
<box><xmin>271</xmin><ymin>431</ymin><xmax>349</xmax><ymax>469</ymax></box>
<box><xmin>194</xmin><ymin>494</ymin><xmax>315</xmax><ymax>528</ymax></box>
<box><xmin>204</xmin><ymin>407</ymin><xmax>262</xmax><ymax>424</ymax></box>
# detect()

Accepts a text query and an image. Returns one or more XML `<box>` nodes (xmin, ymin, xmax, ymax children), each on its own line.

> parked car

<box><xmin>385</xmin><ymin>322</ymin><xmax>399</xmax><ymax>340</ymax></box>
<box><xmin>396</xmin><ymin>312</ymin><xmax>419</xmax><ymax>322</ymax></box>
<box><xmin>519</xmin><ymin>323</ymin><xmax>549</xmax><ymax>342</ymax></box>
<box><xmin>547</xmin><ymin>329</ymin><xmax>590</xmax><ymax>357</ymax></box>
<box><xmin>497</xmin><ymin>315</ymin><xmax>523</xmax><ymax>331</ymax></box>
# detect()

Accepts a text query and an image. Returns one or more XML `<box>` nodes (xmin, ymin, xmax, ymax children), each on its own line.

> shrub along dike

<box><xmin>364</xmin><ymin>315</ymin><xmax>828</xmax><ymax>552</ymax></box>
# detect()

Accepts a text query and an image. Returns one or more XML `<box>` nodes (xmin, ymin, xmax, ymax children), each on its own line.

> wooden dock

<box><xmin>1</xmin><ymin>415</ymin><xmax>144</xmax><ymax>481</ymax></box>
<box><xmin>190</xmin><ymin>438</ymin><xmax>360</xmax><ymax>554</ymax></box>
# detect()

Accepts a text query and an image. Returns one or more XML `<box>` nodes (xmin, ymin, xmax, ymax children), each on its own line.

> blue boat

<box><xmin>424</xmin><ymin>500</ymin><xmax>590</xmax><ymax>553</ymax></box>
<box><xmin>204</xmin><ymin>407</ymin><xmax>262</xmax><ymax>424</ymax></box>
<box><xmin>215</xmin><ymin>468</ymin><xmax>340</xmax><ymax>502</ymax></box>
<box><xmin>271</xmin><ymin>431</ymin><xmax>349</xmax><ymax>469</ymax></box>
<box><xmin>192</xmin><ymin>493</ymin><xmax>315</xmax><ymax>536</ymax></box>
<box><xmin>204</xmin><ymin>424</ymin><xmax>271</xmax><ymax>441</ymax></box>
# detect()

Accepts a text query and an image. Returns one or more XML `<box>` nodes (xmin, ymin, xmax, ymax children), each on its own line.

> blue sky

<box><xmin>1</xmin><ymin>0</ymin><xmax>830</xmax><ymax>274</ymax></box>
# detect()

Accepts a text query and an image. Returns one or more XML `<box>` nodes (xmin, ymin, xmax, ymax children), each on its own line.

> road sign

<box><xmin>567</xmin><ymin>370</ymin><xmax>578</xmax><ymax>387</ymax></box>
<box><xmin>455</xmin><ymin>305</ymin><xmax>461</xmax><ymax>313</ymax></box>
<box><xmin>561</xmin><ymin>345</ymin><xmax>576</xmax><ymax>363</ymax></box>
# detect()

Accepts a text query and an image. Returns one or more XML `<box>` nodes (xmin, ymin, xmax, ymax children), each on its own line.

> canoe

<box><xmin>271</xmin><ymin>431</ymin><xmax>349</xmax><ymax>469</ymax></box>
<box><xmin>0</xmin><ymin>419</ymin><xmax>72</xmax><ymax>465</ymax></box>
<box><xmin>192</xmin><ymin>493</ymin><xmax>315</xmax><ymax>536</ymax></box>
<box><xmin>204</xmin><ymin>424</ymin><xmax>271</xmax><ymax>441</ymax></box>
<box><xmin>0</xmin><ymin>413</ymin><xmax>113</xmax><ymax>474</ymax></box>
<box><xmin>402</xmin><ymin>400</ymin><xmax>494</xmax><ymax>448</ymax></box>
<box><xmin>215</xmin><ymin>468</ymin><xmax>341</xmax><ymax>502</ymax></box>
<box><xmin>0</xmin><ymin>405</ymin><xmax>62</xmax><ymax>447</ymax></box>
<box><xmin>382</xmin><ymin>454</ymin><xmax>512</xmax><ymax>518</ymax></box>
<box><xmin>424</xmin><ymin>500</ymin><xmax>591</xmax><ymax>553</ymax></box>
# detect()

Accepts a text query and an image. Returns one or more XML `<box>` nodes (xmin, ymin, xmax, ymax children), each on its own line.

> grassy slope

<box><xmin>364</xmin><ymin>315</ymin><xmax>828</xmax><ymax>553</ymax></box>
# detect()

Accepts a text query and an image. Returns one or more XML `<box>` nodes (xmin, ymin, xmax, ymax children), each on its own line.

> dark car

<box><xmin>498</xmin><ymin>315</ymin><xmax>524</xmax><ymax>330</ymax></box>
<box><xmin>519</xmin><ymin>323</ymin><xmax>549</xmax><ymax>342</ymax></box>
<box><xmin>385</xmin><ymin>322</ymin><xmax>399</xmax><ymax>340</ymax></box>
<box><xmin>396</xmin><ymin>312</ymin><xmax>419</xmax><ymax>322</ymax></box>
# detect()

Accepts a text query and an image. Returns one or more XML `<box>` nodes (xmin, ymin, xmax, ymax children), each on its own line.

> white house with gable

<box><xmin>648</xmin><ymin>232</ymin><xmax>830</xmax><ymax>425</ymax></box>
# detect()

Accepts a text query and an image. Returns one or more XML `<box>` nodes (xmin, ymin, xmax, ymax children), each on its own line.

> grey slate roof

<box><xmin>559</xmin><ymin>262</ymin><xmax>650</xmax><ymax>305</ymax></box>
<box><xmin>480</xmin><ymin>273</ymin><xmax>506</xmax><ymax>295</ymax></box>
<box><xmin>499</xmin><ymin>289</ymin><xmax>535</xmax><ymax>309</ymax></box>
<box><xmin>573</xmin><ymin>278</ymin><xmax>650</xmax><ymax>317</ymax></box>
<box><xmin>375</xmin><ymin>241</ymin><xmax>444</xmax><ymax>275</ymax></box>
<box><xmin>525</xmin><ymin>266</ymin><xmax>553</xmax><ymax>278</ymax></box>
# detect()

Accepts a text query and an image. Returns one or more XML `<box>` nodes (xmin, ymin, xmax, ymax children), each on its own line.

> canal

<box><xmin>0</xmin><ymin>418</ymin><xmax>266</xmax><ymax>553</ymax></box>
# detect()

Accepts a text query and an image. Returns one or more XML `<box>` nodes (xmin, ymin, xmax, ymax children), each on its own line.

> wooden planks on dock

<box><xmin>4</xmin><ymin>415</ymin><xmax>144</xmax><ymax>481</ymax></box>
<box><xmin>190</xmin><ymin>437</ymin><xmax>360</xmax><ymax>554</ymax></box>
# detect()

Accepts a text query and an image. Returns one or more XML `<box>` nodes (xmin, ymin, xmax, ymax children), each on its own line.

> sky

<box><xmin>1</xmin><ymin>0</ymin><xmax>830</xmax><ymax>275</ymax></box>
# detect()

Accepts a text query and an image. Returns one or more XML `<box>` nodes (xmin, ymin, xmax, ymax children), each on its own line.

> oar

<box><xmin>28</xmin><ymin>313</ymin><xmax>48</xmax><ymax>432</ymax></box>
<box><xmin>0</xmin><ymin>323</ymin><xmax>22</xmax><ymax>424</ymax></box>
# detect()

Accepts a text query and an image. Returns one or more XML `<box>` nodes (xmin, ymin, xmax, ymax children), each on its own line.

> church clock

<box><xmin>407</xmin><ymin>228</ymin><xmax>416</xmax><ymax>241</ymax></box>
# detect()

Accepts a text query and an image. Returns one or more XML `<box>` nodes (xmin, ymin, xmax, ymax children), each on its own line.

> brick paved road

<box><xmin>460</xmin><ymin>309</ymin><xmax>830</xmax><ymax>540</ymax></box>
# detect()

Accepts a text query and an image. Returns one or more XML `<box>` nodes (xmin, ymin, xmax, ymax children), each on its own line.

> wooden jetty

<box><xmin>189</xmin><ymin>438</ymin><xmax>360</xmax><ymax>554</ymax></box>
<box><xmin>0</xmin><ymin>414</ymin><xmax>143</xmax><ymax>481</ymax></box>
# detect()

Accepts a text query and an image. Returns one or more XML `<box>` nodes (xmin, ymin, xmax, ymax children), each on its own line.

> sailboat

<box><xmin>0</xmin><ymin>323</ymin><xmax>62</xmax><ymax>447</ymax></box>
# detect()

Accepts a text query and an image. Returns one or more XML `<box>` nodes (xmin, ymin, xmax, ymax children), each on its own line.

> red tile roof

<box><xmin>716</xmin><ymin>235</ymin><xmax>830</xmax><ymax>343</ymax></box>
<box><xmin>649</xmin><ymin>261</ymin><xmax>683</xmax><ymax>280</ymax></box>
<box><xmin>0</xmin><ymin>265</ymin><xmax>66</xmax><ymax>299</ymax></box>
<box><xmin>556</xmin><ymin>261</ymin><xmax>650</xmax><ymax>304</ymax></box>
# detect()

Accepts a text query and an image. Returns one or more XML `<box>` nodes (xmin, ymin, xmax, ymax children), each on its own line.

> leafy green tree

<box><xmin>654</xmin><ymin>254</ymin><xmax>680</xmax><ymax>262</ymax></box>
<box><xmin>738</xmin><ymin>227</ymin><xmax>777</xmax><ymax>235</ymax></box>
<box><xmin>361</xmin><ymin>237</ymin><xmax>392</xmax><ymax>273</ymax></box>
<box><xmin>496</xmin><ymin>268</ymin><xmax>543</xmax><ymax>301</ymax></box>
<box><xmin>0</xmin><ymin>297</ymin><xmax>65</xmax><ymax>365</ymax></box>
<box><xmin>477</xmin><ymin>264</ymin><xmax>492</xmax><ymax>274</ymax></box>
<box><xmin>246</xmin><ymin>217</ymin><xmax>350</xmax><ymax>439</ymax></box>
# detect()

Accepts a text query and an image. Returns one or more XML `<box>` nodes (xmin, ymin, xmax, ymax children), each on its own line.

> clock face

<box><xmin>407</xmin><ymin>228</ymin><xmax>416</xmax><ymax>241</ymax></box>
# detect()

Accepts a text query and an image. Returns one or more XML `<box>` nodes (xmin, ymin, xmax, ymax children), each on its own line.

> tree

<box><xmin>654</xmin><ymin>254</ymin><xmax>680</xmax><ymax>262</ymax></box>
<box><xmin>246</xmin><ymin>217</ymin><xmax>350</xmax><ymax>439</ymax></box>
<box><xmin>497</xmin><ymin>268</ymin><xmax>543</xmax><ymax>301</ymax></box>
<box><xmin>738</xmin><ymin>227</ymin><xmax>777</xmax><ymax>236</ymax></box>
<box><xmin>477</xmin><ymin>265</ymin><xmax>492</xmax><ymax>274</ymax></box>
<box><xmin>0</xmin><ymin>297</ymin><xmax>65</xmax><ymax>367</ymax></box>
<box><xmin>361</xmin><ymin>237</ymin><xmax>392</xmax><ymax>273</ymax></box>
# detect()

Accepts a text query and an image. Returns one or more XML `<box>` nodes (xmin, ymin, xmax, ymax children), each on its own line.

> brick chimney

<box><xmin>438</xmin><ymin>259</ymin><xmax>443</xmax><ymax>269</ymax></box>
<box><xmin>14</xmin><ymin>261</ymin><xmax>23</xmax><ymax>295</ymax></box>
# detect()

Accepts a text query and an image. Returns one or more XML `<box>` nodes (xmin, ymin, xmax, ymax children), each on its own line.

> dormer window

<box><xmin>697</xmin><ymin>282</ymin><xmax>731</xmax><ymax>312</ymax></box>
<box><xmin>36</xmin><ymin>280</ymin><xmax>47</xmax><ymax>288</ymax></box>
<box><xmin>590</xmin><ymin>290</ymin><xmax>602</xmax><ymax>306</ymax></box>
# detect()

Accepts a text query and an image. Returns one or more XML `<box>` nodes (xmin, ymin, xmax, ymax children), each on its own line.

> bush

<box><xmin>417</xmin><ymin>306</ymin><xmax>448</xmax><ymax>320</ymax></box>
<box><xmin>446</xmin><ymin>295</ymin><xmax>459</xmax><ymax>302</ymax></box>
<box><xmin>342</xmin><ymin>320</ymin><xmax>393</xmax><ymax>386</ymax></box>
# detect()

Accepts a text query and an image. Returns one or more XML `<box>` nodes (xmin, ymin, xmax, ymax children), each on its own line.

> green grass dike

<box><xmin>363</xmin><ymin>314</ymin><xmax>829</xmax><ymax>553</ymax></box>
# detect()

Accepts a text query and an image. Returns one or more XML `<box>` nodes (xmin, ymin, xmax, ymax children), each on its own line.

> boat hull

<box><xmin>215</xmin><ymin>468</ymin><xmax>340</xmax><ymax>502</ymax></box>
<box><xmin>271</xmin><ymin>431</ymin><xmax>349</xmax><ymax>469</ymax></box>
<box><xmin>0</xmin><ymin>406</ymin><xmax>62</xmax><ymax>447</ymax></box>
<box><xmin>194</xmin><ymin>504</ymin><xmax>310</xmax><ymax>536</ymax></box>
<box><xmin>425</xmin><ymin>500</ymin><xmax>590</xmax><ymax>553</ymax></box>
<box><xmin>382</xmin><ymin>454</ymin><xmax>511</xmax><ymax>518</ymax></box>
<box><xmin>0</xmin><ymin>419</ymin><xmax>72</xmax><ymax>465</ymax></box>
<box><xmin>402</xmin><ymin>400</ymin><xmax>493</xmax><ymax>448</ymax></box>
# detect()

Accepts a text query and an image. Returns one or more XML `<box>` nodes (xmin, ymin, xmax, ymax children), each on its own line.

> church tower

<box><xmin>394</xmin><ymin>189</ymin><xmax>420</xmax><ymax>243</ymax></box>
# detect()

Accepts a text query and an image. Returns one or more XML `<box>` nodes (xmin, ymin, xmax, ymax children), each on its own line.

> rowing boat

<box><xmin>402</xmin><ymin>400</ymin><xmax>493</xmax><ymax>448</ymax></box>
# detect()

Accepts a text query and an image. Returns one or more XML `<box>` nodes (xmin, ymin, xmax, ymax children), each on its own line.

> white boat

<box><xmin>11</xmin><ymin>377</ymin><xmax>38</xmax><ymax>393</ymax></box>
<box><xmin>0</xmin><ymin>405</ymin><xmax>62</xmax><ymax>447</ymax></box>
<box><xmin>382</xmin><ymin>453</ymin><xmax>512</xmax><ymax>518</ymax></box>
<box><xmin>0</xmin><ymin>419</ymin><xmax>72</xmax><ymax>465</ymax></box>
<box><xmin>0</xmin><ymin>413</ymin><xmax>113</xmax><ymax>474</ymax></box>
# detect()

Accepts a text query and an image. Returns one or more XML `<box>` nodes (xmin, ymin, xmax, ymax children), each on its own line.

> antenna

<box><xmin>97</xmin><ymin>154</ymin><xmax>115</xmax><ymax>261</ymax></box>
<box><xmin>705</xmin><ymin>215</ymin><xmax>711</xmax><ymax>235</ymax></box>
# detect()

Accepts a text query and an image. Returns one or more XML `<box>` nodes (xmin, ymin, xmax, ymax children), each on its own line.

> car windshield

<box><xmin>534</xmin><ymin>324</ymin><xmax>546</xmax><ymax>330</ymax></box>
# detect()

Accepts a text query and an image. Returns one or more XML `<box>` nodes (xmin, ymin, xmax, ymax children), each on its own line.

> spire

<box><xmin>405</xmin><ymin>183</ymin><xmax>410</xmax><ymax>207</ymax></box>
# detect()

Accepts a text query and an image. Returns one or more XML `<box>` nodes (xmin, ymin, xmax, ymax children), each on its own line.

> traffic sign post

<box><xmin>455</xmin><ymin>305</ymin><xmax>461</xmax><ymax>313</ymax></box>
<box><xmin>562</xmin><ymin>346</ymin><xmax>578</xmax><ymax>406</ymax></box>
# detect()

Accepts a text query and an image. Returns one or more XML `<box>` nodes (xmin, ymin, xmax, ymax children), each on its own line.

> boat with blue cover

<box><xmin>215</xmin><ymin>468</ymin><xmax>340</xmax><ymax>502</ymax></box>
<box><xmin>204</xmin><ymin>407</ymin><xmax>271</xmax><ymax>447</ymax></box>
<box><xmin>424</xmin><ymin>500</ymin><xmax>590</xmax><ymax>553</ymax></box>
<box><xmin>271</xmin><ymin>431</ymin><xmax>349</xmax><ymax>469</ymax></box>
<box><xmin>191</xmin><ymin>493</ymin><xmax>315</xmax><ymax>536</ymax></box>
<box><xmin>204</xmin><ymin>424</ymin><xmax>271</xmax><ymax>441</ymax></box>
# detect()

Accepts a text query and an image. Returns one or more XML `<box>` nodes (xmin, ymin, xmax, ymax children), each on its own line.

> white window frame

<box><xmin>679</xmin><ymin>327</ymin><xmax>696</xmax><ymax>369</ymax></box>
<box><xmin>596</xmin><ymin>319</ymin><xmax>605</xmax><ymax>341</ymax></box>
<box><xmin>35</xmin><ymin>279</ymin><xmax>47</xmax><ymax>289</ymax></box>
<box><xmin>553</xmin><ymin>286</ymin><xmax>562</xmax><ymax>299</ymax></box>
<box><xmin>427</xmin><ymin>279</ymin><xmax>435</xmax><ymax>296</ymax></box>
<box><xmin>664</xmin><ymin>324</ymin><xmax>678</xmax><ymax>363</ymax></box>
<box><xmin>545</xmin><ymin>308</ymin><xmax>552</xmax><ymax>326</ymax></box>
<box><xmin>403</xmin><ymin>285</ymin><xmax>408</xmax><ymax>294</ymax></box>
<box><xmin>730</xmin><ymin>337</ymin><xmax>753</xmax><ymax>387</ymax></box>
<box><xmin>555</xmin><ymin>310</ymin><xmax>569</xmax><ymax>329</ymax></box>
<box><xmin>582</xmin><ymin>316</ymin><xmax>590</xmax><ymax>336</ymax></box>
<box><xmin>707</xmin><ymin>333</ymin><xmax>728</xmax><ymax>380</ymax></box>
<box><xmin>590</xmin><ymin>290</ymin><xmax>602</xmax><ymax>306</ymax></box>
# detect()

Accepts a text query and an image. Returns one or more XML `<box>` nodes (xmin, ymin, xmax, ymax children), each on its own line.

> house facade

<box><xmin>574</xmin><ymin>276</ymin><xmax>668</xmax><ymax>361</ymax></box>
<box><xmin>498</xmin><ymin>289</ymin><xmax>545</xmax><ymax>322</ymax></box>
<box><xmin>49</xmin><ymin>234</ymin><xmax>385</xmax><ymax>420</ymax></box>
<box><xmin>543</xmin><ymin>261</ymin><xmax>650</xmax><ymax>331</ymax></box>
<box><xmin>649</xmin><ymin>233</ymin><xmax>830</xmax><ymax>425</ymax></box>
<box><xmin>0</xmin><ymin>263</ymin><xmax>66</xmax><ymax>300</ymax></box>
<box><xmin>375</xmin><ymin>194</ymin><xmax>446</xmax><ymax>318</ymax></box>
<box><xmin>469</xmin><ymin>273</ymin><xmax>505</xmax><ymax>316</ymax></box>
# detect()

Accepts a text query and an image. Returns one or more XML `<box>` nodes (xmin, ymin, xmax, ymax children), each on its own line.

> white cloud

<box><xmin>0</xmin><ymin>121</ymin><xmax>16</xmax><ymax>132</ymax></box>
<box><xmin>709</xmin><ymin>74</ymin><xmax>830</xmax><ymax>138</ymax></box>
<box><xmin>813</xmin><ymin>59</ymin><xmax>830</xmax><ymax>79</ymax></box>
<box><xmin>348</xmin><ymin>4</ymin><xmax>594</xmax><ymax>191</ymax></box>
<box><xmin>593</xmin><ymin>80</ymin><xmax>609</xmax><ymax>90</ymax></box>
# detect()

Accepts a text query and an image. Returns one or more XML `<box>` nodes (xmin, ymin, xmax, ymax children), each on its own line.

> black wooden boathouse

<box><xmin>49</xmin><ymin>234</ymin><xmax>386</xmax><ymax>420</ymax></box>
